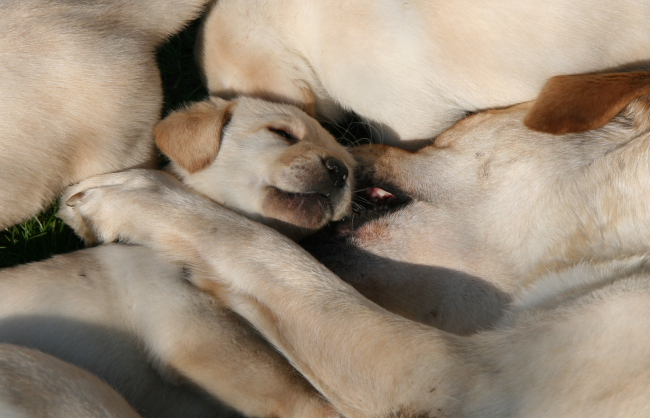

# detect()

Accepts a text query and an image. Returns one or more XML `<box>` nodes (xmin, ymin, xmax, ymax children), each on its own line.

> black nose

<box><xmin>323</xmin><ymin>156</ymin><xmax>349</xmax><ymax>189</ymax></box>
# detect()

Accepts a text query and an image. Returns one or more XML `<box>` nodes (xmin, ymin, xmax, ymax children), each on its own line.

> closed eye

<box><xmin>268</xmin><ymin>127</ymin><xmax>299</xmax><ymax>144</ymax></box>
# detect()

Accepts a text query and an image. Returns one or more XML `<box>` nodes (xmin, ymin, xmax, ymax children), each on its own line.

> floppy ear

<box><xmin>524</xmin><ymin>71</ymin><xmax>650</xmax><ymax>135</ymax></box>
<box><xmin>155</xmin><ymin>97</ymin><xmax>234</xmax><ymax>173</ymax></box>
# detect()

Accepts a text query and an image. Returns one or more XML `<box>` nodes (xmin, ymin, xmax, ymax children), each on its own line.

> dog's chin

<box><xmin>319</xmin><ymin>186</ymin><xmax>412</xmax><ymax>241</ymax></box>
<box><xmin>262</xmin><ymin>186</ymin><xmax>336</xmax><ymax>231</ymax></box>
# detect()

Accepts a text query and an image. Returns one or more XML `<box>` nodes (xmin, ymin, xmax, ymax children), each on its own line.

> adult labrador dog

<box><xmin>198</xmin><ymin>0</ymin><xmax>650</xmax><ymax>148</ymax></box>
<box><xmin>0</xmin><ymin>98</ymin><xmax>353</xmax><ymax>418</ymax></box>
<box><xmin>0</xmin><ymin>0</ymin><xmax>211</xmax><ymax>230</ymax></box>
<box><xmin>60</xmin><ymin>71</ymin><xmax>650</xmax><ymax>417</ymax></box>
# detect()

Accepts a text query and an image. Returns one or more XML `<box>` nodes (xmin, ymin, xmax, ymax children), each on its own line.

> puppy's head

<box><xmin>155</xmin><ymin>96</ymin><xmax>355</xmax><ymax>240</ymax></box>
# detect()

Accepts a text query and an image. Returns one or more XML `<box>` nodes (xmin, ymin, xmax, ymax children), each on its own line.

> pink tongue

<box><xmin>368</xmin><ymin>187</ymin><xmax>395</xmax><ymax>205</ymax></box>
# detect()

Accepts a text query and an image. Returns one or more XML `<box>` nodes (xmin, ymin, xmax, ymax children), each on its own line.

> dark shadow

<box><xmin>0</xmin><ymin>205</ymin><xmax>84</xmax><ymax>269</ymax></box>
<box><xmin>157</xmin><ymin>17</ymin><xmax>209</xmax><ymax>116</ymax></box>
<box><xmin>0</xmin><ymin>316</ymin><xmax>240</xmax><ymax>418</ymax></box>
<box><xmin>301</xmin><ymin>234</ymin><xmax>512</xmax><ymax>336</ymax></box>
<box><xmin>599</xmin><ymin>60</ymin><xmax>650</xmax><ymax>73</ymax></box>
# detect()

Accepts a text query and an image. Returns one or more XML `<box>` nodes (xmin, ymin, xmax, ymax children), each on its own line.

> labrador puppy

<box><xmin>198</xmin><ymin>0</ymin><xmax>650</xmax><ymax>148</ymax></box>
<box><xmin>0</xmin><ymin>0</ymin><xmax>210</xmax><ymax>230</ymax></box>
<box><xmin>61</xmin><ymin>71</ymin><xmax>650</xmax><ymax>417</ymax></box>
<box><xmin>0</xmin><ymin>344</ymin><xmax>141</xmax><ymax>418</ymax></box>
<box><xmin>0</xmin><ymin>98</ymin><xmax>353</xmax><ymax>418</ymax></box>
<box><xmin>156</xmin><ymin>96</ymin><xmax>354</xmax><ymax>240</ymax></box>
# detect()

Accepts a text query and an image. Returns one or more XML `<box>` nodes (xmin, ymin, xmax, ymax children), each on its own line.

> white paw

<box><xmin>58</xmin><ymin>169</ymin><xmax>183</xmax><ymax>244</ymax></box>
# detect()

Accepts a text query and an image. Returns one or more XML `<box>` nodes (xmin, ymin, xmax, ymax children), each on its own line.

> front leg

<box><xmin>59</xmin><ymin>170</ymin><xmax>338</xmax><ymax>418</ymax></box>
<box><xmin>61</xmin><ymin>170</ymin><xmax>496</xmax><ymax>418</ymax></box>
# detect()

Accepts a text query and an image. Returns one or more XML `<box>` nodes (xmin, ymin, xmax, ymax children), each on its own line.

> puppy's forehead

<box><xmin>233</xmin><ymin>97</ymin><xmax>338</xmax><ymax>145</ymax></box>
<box><xmin>234</xmin><ymin>98</ymin><xmax>306</xmax><ymax>126</ymax></box>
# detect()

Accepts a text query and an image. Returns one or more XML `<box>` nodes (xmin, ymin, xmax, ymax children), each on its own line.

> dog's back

<box><xmin>0</xmin><ymin>0</ymin><xmax>209</xmax><ymax>229</ymax></box>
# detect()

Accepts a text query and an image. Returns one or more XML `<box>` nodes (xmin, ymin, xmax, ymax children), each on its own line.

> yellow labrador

<box><xmin>0</xmin><ymin>0</ymin><xmax>210</xmax><ymax>229</ymax></box>
<box><xmin>198</xmin><ymin>0</ymin><xmax>650</xmax><ymax>148</ymax></box>
<box><xmin>156</xmin><ymin>96</ymin><xmax>354</xmax><ymax>240</ymax></box>
<box><xmin>0</xmin><ymin>98</ymin><xmax>353</xmax><ymax>418</ymax></box>
<box><xmin>61</xmin><ymin>71</ymin><xmax>650</xmax><ymax>417</ymax></box>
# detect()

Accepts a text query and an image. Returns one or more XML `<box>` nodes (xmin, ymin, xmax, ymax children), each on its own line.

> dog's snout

<box><xmin>323</xmin><ymin>157</ymin><xmax>348</xmax><ymax>188</ymax></box>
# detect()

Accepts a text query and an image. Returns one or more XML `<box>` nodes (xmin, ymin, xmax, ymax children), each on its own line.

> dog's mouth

<box><xmin>318</xmin><ymin>185</ymin><xmax>412</xmax><ymax>239</ymax></box>
<box><xmin>264</xmin><ymin>186</ymin><xmax>335</xmax><ymax>229</ymax></box>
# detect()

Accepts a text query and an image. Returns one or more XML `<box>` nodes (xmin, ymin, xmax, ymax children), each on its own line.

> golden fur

<box><xmin>0</xmin><ymin>244</ymin><xmax>335</xmax><ymax>418</ymax></box>
<box><xmin>58</xmin><ymin>72</ymin><xmax>650</xmax><ymax>417</ymax></box>
<box><xmin>157</xmin><ymin>96</ymin><xmax>355</xmax><ymax>239</ymax></box>
<box><xmin>0</xmin><ymin>98</ymin><xmax>354</xmax><ymax>418</ymax></box>
<box><xmin>198</xmin><ymin>0</ymin><xmax>650</xmax><ymax>148</ymax></box>
<box><xmin>0</xmin><ymin>344</ymin><xmax>141</xmax><ymax>418</ymax></box>
<box><xmin>0</xmin><ymin>0</ymin><xmax>210</xmax><ymax>229</ymax></box>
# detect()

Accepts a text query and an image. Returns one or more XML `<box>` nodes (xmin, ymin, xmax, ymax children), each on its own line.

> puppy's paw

<box><xmin>58</xmin><ymin>169</ymin><xmax>183</xmax><ymax>245</ymax></box>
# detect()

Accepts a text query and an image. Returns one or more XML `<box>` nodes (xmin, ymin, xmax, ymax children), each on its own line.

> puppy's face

<box><xmin>156</xmin><ymin>97</ymin><xmax>355</xmax><ymax>240</ymax></box>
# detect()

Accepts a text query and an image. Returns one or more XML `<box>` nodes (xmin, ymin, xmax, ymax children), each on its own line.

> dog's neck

<box><xmin>527</xmin><ymin>133</ymin><xmax>650</xmax><ymax>282</ymax></box>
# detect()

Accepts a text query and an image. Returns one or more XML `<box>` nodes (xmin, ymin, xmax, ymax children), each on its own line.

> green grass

<box><xmin>0</xmin><ymin>19</ymin><xmax>207</xmax><ymax>269</ymax></box>
<box><xmin>0</xmin><ymin>204</ymin><xmax>83</xmax><ymax>268</ymax></box>
<box><xmin>157</xmin><ymin>19</ymin><xmax>207</xmax><ymax>116</ymax></box>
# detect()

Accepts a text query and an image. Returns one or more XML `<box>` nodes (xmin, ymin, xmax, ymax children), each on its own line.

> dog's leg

<box><xmin>61</xmin><ymin>170</ymin><xmax>498</xmax><ymax>418</ymax></box>
<box><xmin>134</xmin><ymin>280</ymin><xmax>338</xmax><ymax>418</ymax></box>
<box><xmin>0</xmin><ymin>243</ymin><xmax>336</xmax><ymax>418</ymax></box>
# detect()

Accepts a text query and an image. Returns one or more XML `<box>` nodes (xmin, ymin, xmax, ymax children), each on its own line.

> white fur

<box><xmin>199</xmin><ymin>0</ymin><xmax>650</xmax><ymax>147</ymax></box>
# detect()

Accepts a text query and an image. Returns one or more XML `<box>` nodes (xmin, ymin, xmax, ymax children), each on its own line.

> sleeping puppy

<box><xmin>60</xmin><ymin>71</ymin><xmax>650</xmax><ymax>417</ymax></box>
<box><xmin>0</xmin><ymin>98</ymin><xmax>352</xmax><ymax>418</ymax></box>
<box><xmin>0</xmin><ymin>0</ymin><xmax>210</xmax><ymax>230</ymax></box>
<box><xmin>198</xmin><ymin>0</ymin><xmax>650</xmax><ymax>149</ymax></box>
<box><xmin>156</xmin><ymin>96</ymin><xmax>354</xmax><ymax>240</ymax></box>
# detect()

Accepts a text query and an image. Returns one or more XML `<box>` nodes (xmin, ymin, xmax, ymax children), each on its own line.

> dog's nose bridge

<box><xmin>322</xmin><ymin>156</ymin><xmax>349</xmax><ymax>189</ymax></box>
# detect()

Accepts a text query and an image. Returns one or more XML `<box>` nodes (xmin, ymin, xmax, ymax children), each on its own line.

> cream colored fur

<box><xmin>0</xmin><ymin>98</ymin><xmax>354</xmax><ymax>418</ymax></box>
<box><xmin>156</xmin><ymin>96</ymin><xmax>355</xmax><ymax>240</ymax></box>
<box><xmin>0</xmin><ymin>344</ymin><xmax>141</xmax><ymax>418</ymax></box>
<box><xmin>0</xmin><ymin>0</ymin><xmax>210</xmax><ymax>229</ymax></box>
<box><xmin>0</xmin><ymin>244</ymin><xmax>334</xmax><ymax>418</ymax></box>
<box><xmin>58</xmin><ymin>72</ymin><xmax>650</xmax><ymax>417</ymax></box>
<box><xmin>198</xmin><ymin>0</ymin><xmax>650</xmax><ymax>148</ymax></box>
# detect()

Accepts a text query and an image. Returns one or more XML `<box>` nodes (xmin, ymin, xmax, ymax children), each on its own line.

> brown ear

<box><xmin>155</xmin><ymin>97</ymin><xmax>234</xmax><ymax>173</ymax></box>
<box><xmin>524</xmin><ymin>71</ymin><xmax>650</xmax><ymax>135</ymax></box>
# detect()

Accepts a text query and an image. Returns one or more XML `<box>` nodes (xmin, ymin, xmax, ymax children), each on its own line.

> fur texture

<box><xmin>198</xmin><ymin>0</ymin><xmax>650</xmax><ymax>148</ymax></box>
<box><xmin>0</xmin><ymin>0</ymin><xmax>210</xmax><ymax>229</ymax></box>
<box><xmin>0</xmin><ymin>98</ymin><xmax>353</xmax><ymax>418</ymax></box>
<box><xmin>0</xmin><ymin>344</ymin><xmax>141</xmax><ymax>418</ymax></box>
<box><xmin>157</xmin><ymin>96</ymin><xmax>355</xmax><ymax>240</ymax></box>
<box><xmin>59</xmin><ymin>71</ymin><xmax>650</xmax><ymax>417</ymax></box>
